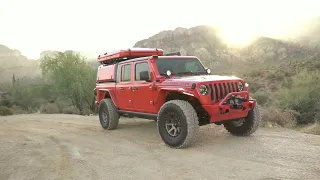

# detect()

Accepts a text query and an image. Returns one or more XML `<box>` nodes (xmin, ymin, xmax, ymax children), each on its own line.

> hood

<box><xmin>164</xmin><ymin>75</ymin><xmax>242</xmax><ymax>83</ymax></box>
<box><xmin>161</xmin><ymin>75</ymin><xmax>243</xmax><ymax>87</ymax></box>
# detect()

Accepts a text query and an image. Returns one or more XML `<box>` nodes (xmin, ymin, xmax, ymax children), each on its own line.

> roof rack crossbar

<box><xmin>164</xmin><ymin>52</ymin><xmax>181</xmax><ymax>56</ymax></box>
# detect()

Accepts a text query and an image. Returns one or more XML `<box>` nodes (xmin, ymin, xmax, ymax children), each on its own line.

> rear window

<box><xmin>121</xmin><ymin>64</ymin><xmax>131</xmax><ymax>82</ymax></box>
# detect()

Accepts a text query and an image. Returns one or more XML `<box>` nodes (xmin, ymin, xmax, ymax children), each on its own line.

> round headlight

<box><xmin>199</xmin><ymin>85</ymin><xmax>209</xmax><ymax>95</ymax></box>
<box><xmin>238</xmin><ymin>82</ymin><xmax>244</xmax><ymax>91</ymax></box>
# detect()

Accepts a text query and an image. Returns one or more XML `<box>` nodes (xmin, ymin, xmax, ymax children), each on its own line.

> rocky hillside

<box><xmin>134</xmin><ymin>25</ymin><xmax>318</xmax><ymax>72</ymax></box>
<box><xmin>133</xmin><ymin>22</ymin><xmax>320</xmax><ymax>94</ymax></box>
<box><xmin>134</xmin><ymin>26</ymin><xmax>234</xmax><ymax>71</ymax></box>
<box><xmin>0</xmin><ymin>45</ymin><xmax>41</xmax><ymax>86</ymax></box>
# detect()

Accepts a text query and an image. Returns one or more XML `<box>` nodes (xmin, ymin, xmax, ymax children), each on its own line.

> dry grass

<box><xmin>62</xmin><ymin>106</ymin><xmax>80</xmax><ymax>114</ymax></box>
<box><xmin>298</xmin><ymin>123</ymin><xmax>320</xmax><ymax>135</ymax></box>
<box><xmin>260</xmin><ymin>106</ymin><xmax>298</xmax><ymax>128</ymax></box>
<box><xmin>39</xmin><ymin>103</ymin><xmax>60</xmax><ymax>114</ymax></box>
<box><xmin>10</xmin><ymin>105</ymin><xmax>25</xmax><ymax>114</ymax></box>
<box><xmin>0</xmin><ymin>106</ymin><xmax>13</xmax><ymax>116</ymax></box>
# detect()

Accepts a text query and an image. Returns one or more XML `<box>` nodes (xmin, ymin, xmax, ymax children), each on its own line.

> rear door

<box><xmin>115</xmin><ymin>62</ymin><xmax>134</xmax><ymax>110</ymax></box>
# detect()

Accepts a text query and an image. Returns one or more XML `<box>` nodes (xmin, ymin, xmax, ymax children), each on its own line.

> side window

<box><xmin>135</xmin><ymin>62</ymin><xmax>150</xmax><ymax>81</ymax></box>
<box><xmin>121</xmin><ymin>64</ymin><xmax>131</xmax><ymax>82</ymax></box>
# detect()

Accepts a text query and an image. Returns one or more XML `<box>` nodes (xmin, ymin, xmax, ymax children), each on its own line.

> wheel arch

<box><xmin>156</xmin><ymin>89</ymin><xmax>210</xmax><ymax>126</ymax></box>
<box><xmin>156</xmin><ymin>89</ymin><xmax>197</xmax><ymax>107</ymax></box>
<box><xmin>96</xmin><ymin>89</ymin><xmax>118</xmax><ymax>108</ymax></box>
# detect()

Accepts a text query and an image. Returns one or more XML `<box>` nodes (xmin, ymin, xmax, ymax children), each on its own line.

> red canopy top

<box><xmin>97</xmin><ymin>48</ymin><xmax>164</xmax><ymax>63</ymax></box>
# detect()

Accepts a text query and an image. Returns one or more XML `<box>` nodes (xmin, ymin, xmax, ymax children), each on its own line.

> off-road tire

<box><xmin>223</xmin><ymin>104</ymin><xmax>261</xmax><ymax>136</ymax></box>
<box><xmin>157</xmin><ymin>100</ymin><xmax>199</xmax><ymax>149</ymax></box>
<box><xmin>98</xmin><ymin>98</ymin><xmax>119</xmax><ymax>130</ymax></box>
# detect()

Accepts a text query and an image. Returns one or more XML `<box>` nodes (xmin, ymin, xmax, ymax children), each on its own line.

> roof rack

<box><xmin>98</xmin><ymin>48</ymin><xmax>164</xmax><ymax>65</ymax></box>
<box><xmin>164</xmin><ymin>52</ymin><xmax>181</xmax><ymax>56</ymax></box>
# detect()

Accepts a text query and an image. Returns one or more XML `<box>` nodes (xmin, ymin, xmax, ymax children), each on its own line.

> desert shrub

<box><xmin>10</xmin><ymin>105</ymin><xmax>25</xmax><ymax>114</ymax></box>
<box><xmin>0</xmin><ymin>98</ymin><xmax>12</xmax><ymax>108</ymax></box>
<box><xmin>40</xmin><ymin>51</ymin><xmax>96</xmax><ymax>114</ymax></box>
<box><xmin>246</xmin><ymin>69</ymin><xmax>263</xmax><ymax>77</ymax></box>
<box><xmin>276</xmin><ymin>70</ymin><xmax>320</xmax><ymax>124</ymax></box>
<box><xmin>246</xmin><ymin>80</ymin><xmax>263</xmax><ymax>93</ymax></box>
<box><xmin>260</xmin><ymin>106</ymin><xmax>298</xmax><ymax>128</ymax></box>
<box><xmin>266</xmin><ymin>70</ymin><xmax>285</xmax><ymax>81</ymax></box>
<box><xmin>252</xmin><ymin>91</ymin><xmax>269</xmax><ymax>106</ymax></box>
<box><xmin>314</xmin><ymin>103</ymin><xmax>320</xmax><ymax>122</ymax></box>
<box><xmin>8</xmin><ymin>79</ymin><xmax>58</xmax><ymax>111</ymax></box>
<box><xmin>30</xmin><ymin>98</ymin><xmax>48</xmax><ymax>108</ymax></box>
<box><xmin>54</xmin><ymin>98</ymin><xmax>72</xmax><ymax>112</ymax></box>
<box><xmin>39</xmin><ymin>103</ymin><xmax>60</xmax><ymax>114</ymax></box>
<box><xmin>62</xmin><ymin>106</ymin><xmax>80</xmax><ymax>114</ymax></box>
<box><xmin>0</xmin><ymin>106</ymin><xmax>13</xmax><ymax>116</ymax></box>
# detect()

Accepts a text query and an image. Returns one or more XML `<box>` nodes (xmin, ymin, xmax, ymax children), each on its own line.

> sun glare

<box><xmin>218</xmin><ymin>27</ymin><xmax>258</xmax><ymax>47</ymax></box>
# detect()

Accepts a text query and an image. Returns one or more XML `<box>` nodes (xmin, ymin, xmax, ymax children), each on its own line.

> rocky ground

<box><xmin>0</xmin><ymin>114</ymin><xmax>319</xmax><ymax>180</ymax></box>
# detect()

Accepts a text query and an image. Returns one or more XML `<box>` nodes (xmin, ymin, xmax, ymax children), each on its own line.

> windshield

<box><xmin>155</xmin><ymin>58</ymin><xmax>206</xmax><ymax>76</ymax></box>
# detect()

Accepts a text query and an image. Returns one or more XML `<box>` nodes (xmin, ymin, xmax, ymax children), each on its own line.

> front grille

<box><xmin>209</xmin><ymin>82</ymin><xmax>240</xmax><ymax>102</ymax></box>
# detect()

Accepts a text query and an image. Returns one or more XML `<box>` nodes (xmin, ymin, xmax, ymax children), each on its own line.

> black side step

<box><xmin>117</xmin><ymin>110</ymin><xmax>158</xmax><ymax>120</ymax></box>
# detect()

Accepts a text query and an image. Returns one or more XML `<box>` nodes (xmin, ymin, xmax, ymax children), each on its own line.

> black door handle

<box><xmin>131</xmin><ymin>87</ymin><xmax>138</xmax><ymax>90</ymax></box>
<box><xmin>119</xmin><ymin>87</ymin><xmax>124</xmax><ymax>90</ymax></box>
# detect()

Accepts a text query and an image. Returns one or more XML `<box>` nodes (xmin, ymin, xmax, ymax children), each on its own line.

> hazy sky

<box><xmin>0</xmin><ymin>0</ymin><xmax>319</xmax><ymax>59</ymax></box>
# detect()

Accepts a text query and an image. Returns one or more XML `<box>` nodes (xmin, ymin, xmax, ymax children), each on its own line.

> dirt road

<box><xmin>0</xmin><ymin>114</ymin><xmax>319</xmax><ymax>180</ymax></box>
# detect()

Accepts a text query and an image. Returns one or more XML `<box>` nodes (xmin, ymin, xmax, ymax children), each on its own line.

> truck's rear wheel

<box><xmin>223</xmin><ymin>104</ymin><xmax>261</xmax><ymax>136</ymax></box>
<box><xmin>157</xmin><ymin>100</ymin><xmax>199</xmax><ymax>148</ymax></box>
<box><xmin>98</xmin><ymin>98</ymin><xmax>119</xmax><ymax>130</ymax></box>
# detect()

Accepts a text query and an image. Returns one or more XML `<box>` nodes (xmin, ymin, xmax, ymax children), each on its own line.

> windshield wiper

<box><xmin>176</xmin><ymin>71</ymin><xmax>195</xmax><ymax>75</ymax></box>
<box><xmin>176</xmin><ymin>71</ymin><xmax>205</xmax><ymax>75</ymax></box>
<box><xmin>191</xmin><ymin>71</ymin><xmax>206</xmax><ymax>75</ymax></box>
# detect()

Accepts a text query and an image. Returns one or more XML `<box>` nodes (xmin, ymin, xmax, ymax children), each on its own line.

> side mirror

<box><xmin>206</xmin><ymin>68</ymin><xmax>211</xmax><ymax>74</ymax></box>
<box><xmin>140</xmin><ymin>71</ymin><xmax>151</xmax><ymax>82</ymax></box>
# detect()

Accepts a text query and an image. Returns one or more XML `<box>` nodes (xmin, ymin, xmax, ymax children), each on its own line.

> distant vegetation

<box><xmin>0</xmin><ymin>50</ymin><xmax>98</xmax><ymax>116</ymax></box>
<box><xmin>0</xmin><ymin>17</ymin><xmax>319</xmax><ymax>134</ymax></box>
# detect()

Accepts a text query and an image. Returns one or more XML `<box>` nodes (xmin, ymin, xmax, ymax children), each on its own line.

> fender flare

<box><xmin>156</xmin><ymin>88</ymin><xmax>200</xmax><ymax>105</ymax></box>
<box><xmin>161</xmin><ymin>88</ymin><xmax>199</xmax><ymax>97</ymax></box>
<box><xmin>96</xmin><ymin>89</ymin><xmax>118</xmax><ymax>107</ymax></box>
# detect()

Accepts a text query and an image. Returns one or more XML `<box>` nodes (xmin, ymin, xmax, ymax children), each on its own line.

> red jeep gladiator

<box><xmin>94</xmin><ymin>48</ymin><xmax>260</xmax><ymax>148</ymax></box>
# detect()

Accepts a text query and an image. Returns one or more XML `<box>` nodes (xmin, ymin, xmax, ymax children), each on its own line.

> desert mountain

<box><xmin>134</xmin><ymin>24</ymin><xmax>319</xmax><ymax>73</ymax></box>
<box><xmin>133</xmin><ymin>23</ymin><xmax>320</xmax><ymax>93</ymax></box>
<box><xmin>0</xmin><ymin>45</ymin><xmax>41</xmax><ymax>85</ymax></box>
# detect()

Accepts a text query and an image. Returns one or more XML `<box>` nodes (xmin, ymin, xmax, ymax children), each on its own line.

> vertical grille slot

<box><xmin>209</xmin><ymin>84</ymin><xmax>214</xmax><ymax>101</ymax></box>
<box><xmin>231</xmin><ymin>82</ymin><xmax>235</xmax><ymax>92</ymax></box>
<box><xmin>234</xmin><ymin>82</ymin><xmax>239</xmax><ymax>92</ymax></box>
<box><xmin>223</xmin><ymin>83</ymin><xmax>228</xmax><ymax>97</ymax></box>
<box><xmin>213</xmin><ymin>84</ymin><xmax>219</xmax><ymax>101</ymax></box>
<box><xmin>218</xmin><ymin>83</ymin><xmax>223</xmax><ymax>101</ymax></box>
<box><xmin>227</xmin><ymin>82</ymin><xmax>231</xmax><ymax>93</ymax></box>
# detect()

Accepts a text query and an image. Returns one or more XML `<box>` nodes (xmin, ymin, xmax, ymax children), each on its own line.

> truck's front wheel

<box><xmin>223</xmin><ymin>104</ymin><xmax>261</xmax><ymax>136</ymax></box>
<box><xmin>157</xmin><ymin>100</ymin><xmax>199</xmax><ymax>148</ymax></box>
<box><xmin>98</xmin><ymin>98</ymin><xmax>119</xmax><ymax>130</ymax></box>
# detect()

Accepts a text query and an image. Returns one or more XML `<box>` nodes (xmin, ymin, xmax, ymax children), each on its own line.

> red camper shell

<box><xmin>96</xmin><ymin>64</ymin><xmax>116</xmax><ymax>83</ymax></box>
<box><xmin>97</xmin><ymin>48</ymin><xmax>164</xmax><ymax>63</ymax></box>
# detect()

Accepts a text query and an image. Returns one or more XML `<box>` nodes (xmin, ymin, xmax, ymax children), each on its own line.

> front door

<box><xmin>131</xmin><ymin>61</ymin><xmax>156</xmax><ymax>113</ymax></box>
<box><xmin>115</xmin><ymin>62</ymin><xmax>134</xmax><ymax>111</ymax></box>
